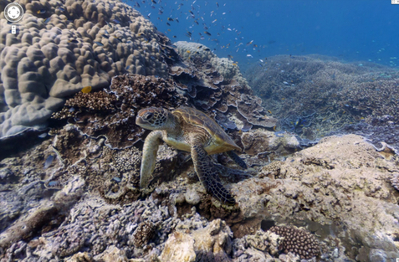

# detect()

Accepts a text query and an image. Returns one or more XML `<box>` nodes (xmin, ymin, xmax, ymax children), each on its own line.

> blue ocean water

<box><xmin>130</xmin><ymin>0</ymin><xmax>399</xmax><ymax>70</ymax></box>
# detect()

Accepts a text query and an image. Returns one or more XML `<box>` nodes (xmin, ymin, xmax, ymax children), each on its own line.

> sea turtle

<box><xmin>135</xmin><ymin>106</ymin><xmax>248</xmax><ymax>204</ymax></box>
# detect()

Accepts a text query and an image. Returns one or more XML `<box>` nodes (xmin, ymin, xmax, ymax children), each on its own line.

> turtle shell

<box><xmin>172</xmin><ymin>106</ymin><xmax>242</xmax><ymax>153</ymax></box>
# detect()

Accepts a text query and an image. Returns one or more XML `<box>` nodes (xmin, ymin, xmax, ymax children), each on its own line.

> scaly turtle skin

<box><xmin>135</xmin><ymin>106</ymin><xmax>247</xmax><ymax>204</ymax></box>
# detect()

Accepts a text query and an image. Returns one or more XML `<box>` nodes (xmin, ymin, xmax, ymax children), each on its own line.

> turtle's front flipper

<box><xmin>226</xmin><ymin>151</ymin><xmax>247</xmax><ymax>169</ymax></box>
<box><xmin>191</xmin><ymin>144</ymin><xmax>236</xmax><ymax>205</ymax></box>
<box><xmin>140</xmin><ymin>130</ymin><xmax>163</xmax><ymax>188</ymax></box>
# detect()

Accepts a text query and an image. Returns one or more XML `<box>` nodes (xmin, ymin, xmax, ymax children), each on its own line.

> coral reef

<box><xmin>0</xmin><ymin>139</ymin><xmax>66</xmax><ymax>232</ymax></box>
<box><xmin>52</xmin><ymin>74</ymin><xmax>187</xmax><ymax>148</ymax></box>
<box><xmin>1</xmin><ymin>120</ymin><xmax>399</xmax><ymax>261</ymax></box>
<box><xmin>0</xmin><ymin>176</ymin><xmax>84</xmax><ymax>249</ymax></box>
<box><xmin>174</xmin><ymin>41</ymin><xmax>248</xmax><ymax>87</ymax></box>
<box><xmin>2</xmin><ymin>1</ymin><xmax>399</xmax><ymax>262</ymax></box>
<box><xmin>50</xmin><ymin>41</ymin><xmax>278</xmax><ymax>153</ymax></box>
<box><xmin>245</xmin><ymin>55</ymin><xmax>399</xmax><ymax>142</ymax></box>
<box><xmin>0</xmin><ymin>0</ymin><xmax>169</xmax><ymax>139</ymax></box>
<box><xmin>173</xmin><ymin>41</ymin><xmax>277</xmax><ymax>132</ymax></box>
<box><xmin>244</xmin><ymin>230</ymin><xmax>282</xmax><ymax>255</ymax></box>
<box><xmin>231</xmin><ymin>134</ymin><xmax>399</xmax><ymax>261</ymax></box>
<box><xmin>329</xmin><ymin>114</ymin><xmax>399</xmax><ymax>159</ymax></box>
<box><xmin>0</xmin><ymin>0</ymin><xmax>275</xmax><ymax>146</ymax></box>
<box><xmin>132</xmin><ymin>221</ymin><xmax>156</xmax><ymax>248</ymax></box>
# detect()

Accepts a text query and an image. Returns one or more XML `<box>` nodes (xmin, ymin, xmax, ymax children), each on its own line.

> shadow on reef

<box><xmin>0</xmin><ymin>131</ymin><xmax>47</xmax><ymax>161</ymax></box>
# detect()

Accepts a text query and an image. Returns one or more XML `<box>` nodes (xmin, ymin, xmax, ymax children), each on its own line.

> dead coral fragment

<box><xmin>269</xmin><ymin>226</ymin><xmax>320</xmax><ymax>259</ymax></box>
<box><xmin>133</xmin><ymin>221</ymin><xmax>155</xmax><ymax>248</ymax></box>
<box><xmin>391</xmin><ymin>173</ymin><xmax>399</xmax><ymax>191</ymax></box>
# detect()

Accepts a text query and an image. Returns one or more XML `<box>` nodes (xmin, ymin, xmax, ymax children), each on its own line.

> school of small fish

<box><xmin>124</xmin><ymin>0</ymin><xmax>277</xmax><ymax>64</ymax></box>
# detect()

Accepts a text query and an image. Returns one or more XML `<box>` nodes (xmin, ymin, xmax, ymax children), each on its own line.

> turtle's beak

<box><xmin>136</xmin><ymin>109</ymin><xmax>151</xmax><ymax>129</ymax></box>
<box><xmin>135</xmin><ymin>115</ymin><xmax>144</xmax><ymax>126</ymax></box>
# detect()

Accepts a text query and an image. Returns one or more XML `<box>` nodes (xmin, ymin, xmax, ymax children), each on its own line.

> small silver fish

<box><xmin>44</xmin><ymin>155</ymin><xmax>55</xmax><ymax>169</ymax></box>
<box><xmin>112</xmin><ymin>177</ymin><xmax>121</xmax><ymax>182</ymax></box>
<box><xmin>38</xmin><ymin>133</ymin><xmax>47</xmax><ymax>138</ymax></box>
<box><xmin>47</xmin><ymin>181</ymin><xmax>61</xmax><ymax>188</ymax></box>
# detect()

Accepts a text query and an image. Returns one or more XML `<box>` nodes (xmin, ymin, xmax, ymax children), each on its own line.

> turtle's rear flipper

<box><xmin>226</xmin><ymin>151</ymin><xmax>247</xmax><ymax>169</ymax></box>
<box><xmin>191</xmin><ymin>144</ymin><xmax>236</xmax><ymax>205</ymax></box>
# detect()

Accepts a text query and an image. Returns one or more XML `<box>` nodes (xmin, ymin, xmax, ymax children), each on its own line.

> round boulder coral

<box><xmin>269</xmin><ymin>226</ymin><xmax>320</xmax><ymax>259</ymax></box>
<box><xmin>0</xmin><ymin>0</ymin><xmax>168</xmax><ymax>139</ymax></box>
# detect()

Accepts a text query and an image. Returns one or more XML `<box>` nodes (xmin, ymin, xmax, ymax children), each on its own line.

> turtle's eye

<box><xmin>143</xmin><ymin>112</ymin><xmax>153</xmax><ymax>121</ymax></box>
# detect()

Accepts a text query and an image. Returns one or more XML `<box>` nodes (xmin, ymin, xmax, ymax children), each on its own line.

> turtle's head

<box><xmin>136</xmin><ymin>107</ymin><xmax>173</xmax><ymax>130</ymax></box>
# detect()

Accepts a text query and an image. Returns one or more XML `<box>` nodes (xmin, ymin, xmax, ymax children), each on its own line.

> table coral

<box><xmin>173</xmin><ymin>41</ymin><xmax>277</xmax><ymax>132</ymax></box>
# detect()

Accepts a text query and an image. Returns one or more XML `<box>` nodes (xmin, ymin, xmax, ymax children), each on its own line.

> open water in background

<box><xmin>131</xmin><ymin>0</ymin><xmax>399</xmax><ymax>71</ymax></box>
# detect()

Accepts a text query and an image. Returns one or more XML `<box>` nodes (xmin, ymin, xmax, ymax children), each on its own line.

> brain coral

<box><xmin>269</xmin><ymin>226</ymin><xmax>320</xmax><ymax>259</ymax></box>
<box><xmin>0</xmin><ymin>0</ymin><xmax>168</xmax><ymax>139</ymax></box>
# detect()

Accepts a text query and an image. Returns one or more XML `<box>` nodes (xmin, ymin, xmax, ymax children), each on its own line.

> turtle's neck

<box><xmin>164</xmin><ymin>113</ymin><xmax>181</xmax><ymax>136</ymax></box>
